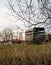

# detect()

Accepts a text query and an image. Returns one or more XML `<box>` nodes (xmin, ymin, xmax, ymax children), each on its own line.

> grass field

<box><xmin>0</xmin><ymin>42</ymin><xmax>51</xmax><ymax>65</ymax></box>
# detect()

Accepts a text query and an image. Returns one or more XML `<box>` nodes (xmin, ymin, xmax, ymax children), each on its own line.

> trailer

<box><xmin>25</xmin><ymin>27</ymin><xmax>46</xmax><ymax>44</ymax></box>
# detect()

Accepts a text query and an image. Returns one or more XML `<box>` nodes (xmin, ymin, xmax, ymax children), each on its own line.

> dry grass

<box><xmin>0</xmin><ymin>42</ymin><xmax>51</xmax><ymax>65</ymax></box>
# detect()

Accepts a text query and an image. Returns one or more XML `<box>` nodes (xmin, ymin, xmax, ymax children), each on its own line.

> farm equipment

<box><xmin>33</xmin><ymin>28</ymin><xmax>46</xmax><ymax>44</ymax></box>
<box><xmin>25</xmin><ymin>27</ymin><xmax>46</xmax><ymax>44</ymax></box>
<box><xmin>11</xmin><ymin>38</ymin><xmax>21</xmax><ymax>44</ymax></box>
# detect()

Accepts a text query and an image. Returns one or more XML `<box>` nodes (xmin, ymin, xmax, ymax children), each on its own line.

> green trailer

<box><xmin>33</xmin><ymin>28</ymin><xmax>46</xmax><ymax>44</ymax></box>
<box><xmin>25</xmin><ymin>27</ymin><xmax>46</xmax><ymax>44</ymax></box>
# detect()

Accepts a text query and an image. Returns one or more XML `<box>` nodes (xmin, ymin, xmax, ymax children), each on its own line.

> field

<box><xmin>0</xmin><ymin>42</ymin><xmax>51</xmax><ymax>65</ymax></box>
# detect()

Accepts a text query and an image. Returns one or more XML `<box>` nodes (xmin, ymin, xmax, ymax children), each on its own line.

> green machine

<box><xmin>33</xmin><ymin>27</ymin><xmax>46</xmax><ymax>44</ymax></box>
<box><xmin>25</xmin><ymin>27</ymin><xmax>46</xmax><ymax>44</ymax></box>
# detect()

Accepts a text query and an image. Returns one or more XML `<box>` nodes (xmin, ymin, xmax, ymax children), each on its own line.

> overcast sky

<box><xmin>0</xmin><ymin>0</ymin><xmax>51</xmax><ymax>34</ymax></box>
<box><xmin>0</xmin><ymin>0</ymin><xmax>26</xmax><ymax>31</ymax></box>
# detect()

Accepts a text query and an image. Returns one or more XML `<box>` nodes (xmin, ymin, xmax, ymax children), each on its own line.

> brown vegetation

<box><xmin>0</xmin><ymin>43</ymin><xmax>51</xmax><ymax>65</ymax></box>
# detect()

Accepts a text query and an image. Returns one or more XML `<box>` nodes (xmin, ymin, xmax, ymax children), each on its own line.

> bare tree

<box><xmin>38</xmin><ymin>0</ymin><xmax>51</xmax><ymax>24</ymax></box>
<box><xmin>0</xmin><ymin>31</ymin><xmax>4</xmax><ymax>43</ymax></box>
<box><xmin>7</xmin><ymin>0</ymin><xmax>51</xmax><ymax>29</ymax></box>
<box><xmin>7</xmin><ymin>0</ymin><xmax>43</xmax><ymax>27</ymax></box>
<box><xmin>2</xmin><ymin>28</ymin><xmax>13</xmax><ymax>43</ymax></box>
<box><xmin>37</xmin><ymin>0</ymin><xmax>51</xmax><ymax>33</ymax></box>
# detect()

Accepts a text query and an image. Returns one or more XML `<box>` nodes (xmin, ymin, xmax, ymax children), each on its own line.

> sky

<box><xmin>0</xmin><ymin>0</ymin><xmax>51</xmax><ymax>34</ymax></box>
<box><xmin>0</xmin><ymin>0</ymin><xmax>51</xmax><ymax>40</ymax></box>
<box><xmin>0</xmin><ymin>0</ymin><xmax>25</xmax><ymax>40</ymax></box>
<box><xmin>0</xmin><ymin>0</ymin><xmax>26</xmax><ymax>31</ymax></box>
